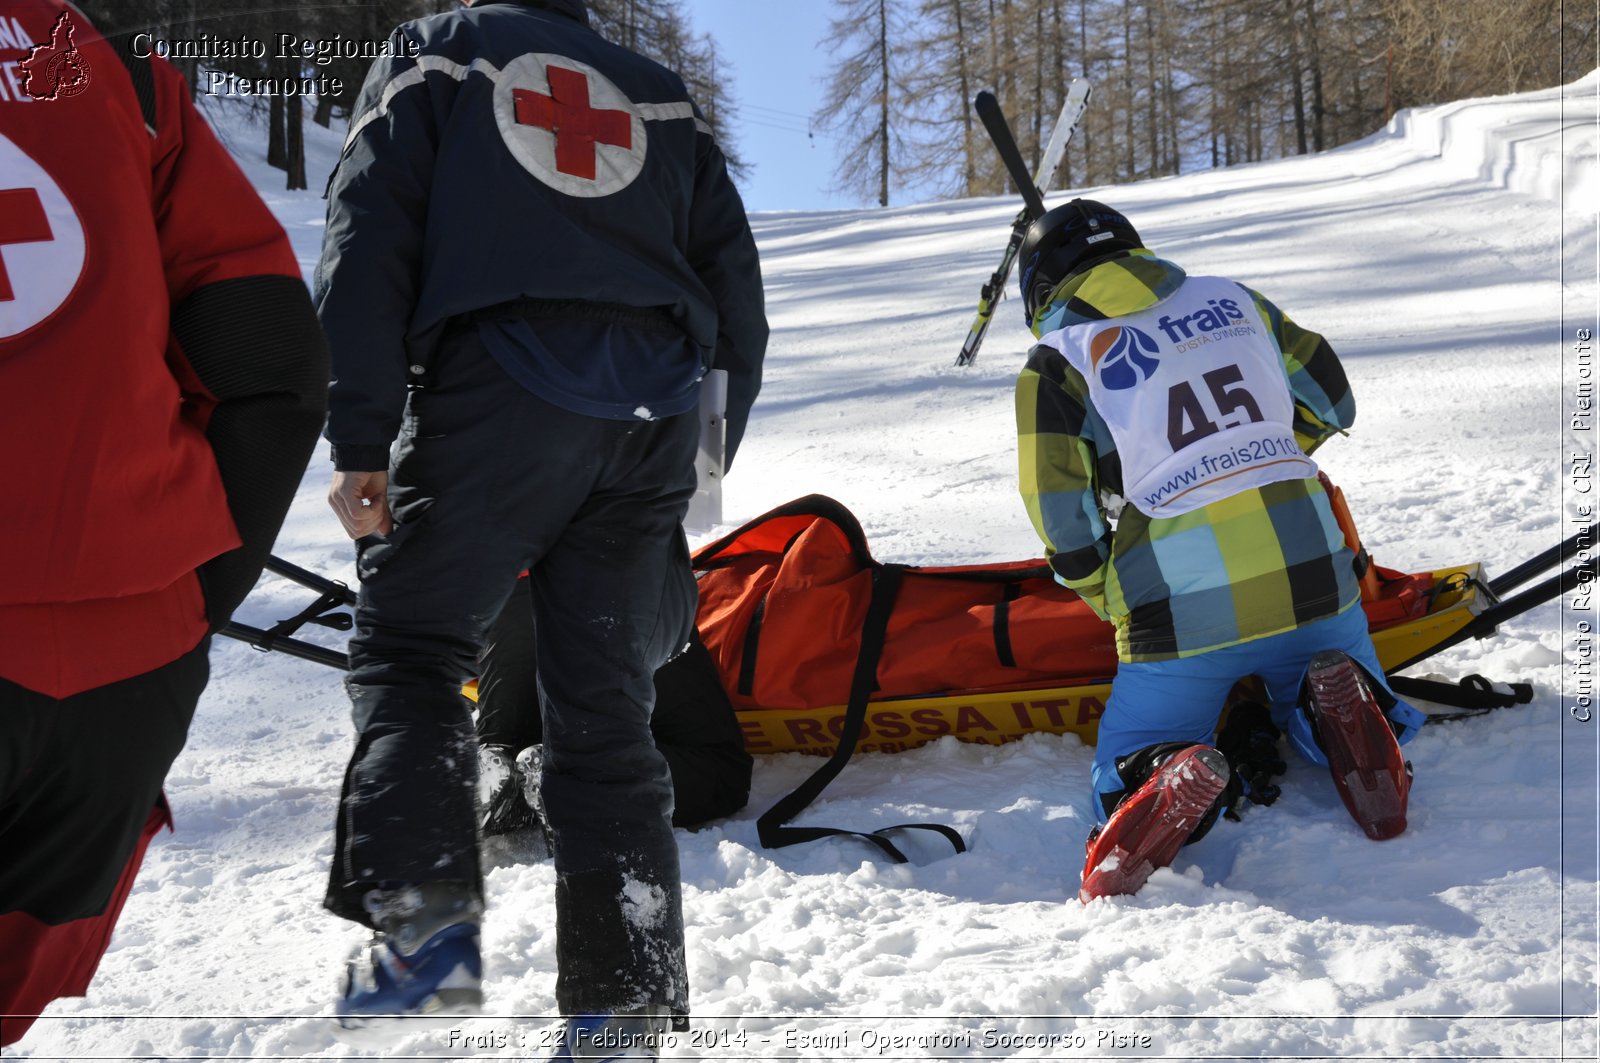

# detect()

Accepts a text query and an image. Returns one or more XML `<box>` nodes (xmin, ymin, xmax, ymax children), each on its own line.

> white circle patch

<box><xmin>0</xmin><ymin>132</ymin><xmax>86</xmax><ymax>339</ymax></box>
<box><xmin>492</xmin><ymin>53</ymin><xmax>647</xmax><ymax>199</ymax></box>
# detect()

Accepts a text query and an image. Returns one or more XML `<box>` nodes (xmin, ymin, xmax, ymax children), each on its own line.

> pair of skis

<box><xmin>955</xmin><ymin>78</ymin><xmax>1092</xmax><ymax>367</ymax></box>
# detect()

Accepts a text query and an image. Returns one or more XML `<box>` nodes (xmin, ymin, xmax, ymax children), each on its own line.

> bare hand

<box><xmin>329</xmin><ymin>470</ymin><xmax>393</xmax><ymax>539</ymax></box>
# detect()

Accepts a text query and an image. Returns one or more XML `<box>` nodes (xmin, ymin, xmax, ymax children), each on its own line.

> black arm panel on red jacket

<box><xmin>171</xmin><ymin>276</ymin><xmax>329</xmax><ymax>629</ymax></box>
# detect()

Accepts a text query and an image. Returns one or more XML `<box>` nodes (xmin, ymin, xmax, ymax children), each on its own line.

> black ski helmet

<box><xmin>1016</xmin><ymin>199</ymin><xmax>1143</xmax><ymax>323</ymax></box>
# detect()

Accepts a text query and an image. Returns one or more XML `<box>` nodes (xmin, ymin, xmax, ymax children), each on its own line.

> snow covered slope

<box><xmin>13</xmin><ymin>76</ymin><xmax>1598</xmax><ymax>1061</ymax></box>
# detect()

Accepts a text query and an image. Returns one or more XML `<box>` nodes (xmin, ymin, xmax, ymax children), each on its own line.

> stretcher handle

<box><xmin>1488</xmin><ymin>523</ymin><xmax>1596</xmax><ymax>595</ymax></box>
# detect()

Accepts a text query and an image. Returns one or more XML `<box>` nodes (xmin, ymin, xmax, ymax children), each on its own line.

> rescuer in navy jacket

<box><xmin>314</xmin><ymin>0</ymin><xmax>767</xmax><ymax>1044</ymax></box>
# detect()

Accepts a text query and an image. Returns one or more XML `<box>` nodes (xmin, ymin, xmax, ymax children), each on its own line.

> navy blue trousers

<box><xmin>477</xmin><ymin>577</ymin><xmax>752</xmax><ymax>829</ymax></box>
<box><xmin>325</xmin><ymin>326</ymin><xmax>697</xmax><ymax>1019</ymax></box>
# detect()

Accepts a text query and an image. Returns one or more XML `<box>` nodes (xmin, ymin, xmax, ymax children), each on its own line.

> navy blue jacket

<box><xmin>316</xmin><ymin>0</ymin><xmax>767</xmax><ymax>471</ymax></box>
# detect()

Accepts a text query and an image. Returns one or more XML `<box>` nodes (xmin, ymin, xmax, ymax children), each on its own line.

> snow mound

<box><xmin>1373</xmin><ymin>70</ymin><xmax>1598</xmax><ymax>207</ymax></box>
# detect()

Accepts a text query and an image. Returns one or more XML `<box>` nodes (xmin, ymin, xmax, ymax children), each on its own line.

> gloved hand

<box><xmin>1216</xmin><ymin>701</ymin><xmax>1287</xmax><ymax>820</ymax></box>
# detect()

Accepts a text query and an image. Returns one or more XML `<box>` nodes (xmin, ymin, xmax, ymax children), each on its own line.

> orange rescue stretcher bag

<box><xmin>690</xmin><ymin>489</ymin><xmax>1499</xmax><ymax>861</ymax></box>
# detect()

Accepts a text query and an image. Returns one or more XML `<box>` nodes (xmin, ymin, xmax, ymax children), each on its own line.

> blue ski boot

<box><xmin>548</xmin><ymin>1005</ymin><xmax>670</xmax><ymax>1061</ymax></box>
<box><xmin>336</xmin><ymin>882</ymin><xmax>484</xmax><ymax>1033</ymax></box>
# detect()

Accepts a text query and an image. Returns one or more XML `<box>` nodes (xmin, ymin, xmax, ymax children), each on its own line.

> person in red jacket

<box><xmin>0</xmin><ymin>2</ymin><xmax>328</xmax><ymax>1046</ymax></box>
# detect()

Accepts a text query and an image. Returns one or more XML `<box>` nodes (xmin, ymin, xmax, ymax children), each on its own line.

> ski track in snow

<box><xmin>14</xmin><ymin>76</ymin><xmax>1599</xmax><ymax>1061</ymax></box>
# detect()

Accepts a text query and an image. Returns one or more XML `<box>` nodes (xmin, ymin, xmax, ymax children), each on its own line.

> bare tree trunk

<box><xmin>172</xmin><ymin>0</ymin><xmax>199</xmax><ymax>87</ymax></box>
<box><xmin>1287</xmin><ymin>0</ymin><xmax>1308</xmax><ymax>155</ymax></box>
<box><xmin>953</xmin><ymin>0</ymin><xmax>977</xmax><ymax>196</ymax></box>
<box><xmin>1121</xmin><ymin>0</ymin><xmax>1134</xmax><ymax>179</ymax></box>
<box><xmin>1052</xmin><ymin>0</ymin><xmax>1072</xmax><ymax>185</ymax></box>
<box><xmin>1143</xmin><ymin>2</ymin><xmax>1158</xmax><ymax>175</ymax></box>
<box><xmin>1157</xmin><ymin>0</ymin><xmax>1179</xmax><ymax>174</ymax></box>
<box><xmin>1029</xmin><ymin>2</ymin><xmax>1042</xmax><ymax>170</ymax></box>
<box><xmin>877</xmin><ymin>0</ymin><xmax>891</xmax><ymax>207</ymax></box>
<box><xmin>1208</xmin><ymin>1</ymin><xmax>1220</xmax><ymax>169</ymax></box>
<box><xmin>1078</xmin><ymin>0</ymin><xmax>1094</xmax><ymax>184</ymax></box>
<box><xmin>999</xmin><ymin>0</ymin><xmax>1017</xmax><ymax>106</ymax></box>
<box><xmin>267</xmin><ymin>60</ymin><xmax>287</xmax><ymax>170</ymax></box>
<box><xmin>987</xmin><ymin>0</ymin><xmax>1000</xmax><ymax>91</ymax></box>
<box><xmin>998</xmin><ymin>0</ymin><xmax>1019</xmax><ymax>191</ymax></box>
<box><xmin>1303</xmin><ymin>0</ymin><xmax>1326</xmax><ymax>151</ymax></box>
<box><xmin>1385</xmin><ymin>42</ymin><xmax>1393</xmax><ymax>122</ymax></box>
<box><xmin>286</xmin><ymin>91</ymin><xmax>307</xmax><ymax>190</ymax></box>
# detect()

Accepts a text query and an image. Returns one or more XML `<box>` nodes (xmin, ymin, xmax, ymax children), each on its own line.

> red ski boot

<box><xmin>1304</xmin><ymin>651</ymin><xmax>1411</xmax><ymax>841</ymax></box>
<box><xmin>1079</xmin><ymin>744</ymin><xmax>1229</xmax><ymax>903</ymax></box>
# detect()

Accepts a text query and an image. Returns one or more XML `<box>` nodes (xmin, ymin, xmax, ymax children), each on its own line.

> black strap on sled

<box><xmin>1392</xmin><ymin>673</ymin><xmax>1535</xmax><ymax>721</ymax></box>
<box><xmin>755</xmin><ymin>563</ymin><xmax>967</xmax><ymax>864</ymax></box>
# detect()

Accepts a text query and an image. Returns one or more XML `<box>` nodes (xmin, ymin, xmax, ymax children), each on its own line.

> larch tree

<box><xmin>818</xmin><ymin>0</ymin><xmax>914</xmax><ymax>207</ymax></box>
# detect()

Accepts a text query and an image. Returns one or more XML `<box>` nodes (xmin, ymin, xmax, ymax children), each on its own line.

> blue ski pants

<box><xmin>1091</xmin><ymin>602</ymin><xmax>1426</xmax><ymax>821</ymax></box>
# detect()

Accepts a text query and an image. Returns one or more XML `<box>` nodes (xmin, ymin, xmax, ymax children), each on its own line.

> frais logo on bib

<box><xmin>1088</xmin><ymin>325</ymin><xmax>1160</xmax><ymax>390</ymax></box>
<box><xmin>1155</xmin><ymin>297</ymin><xmax>1256</xmax><ymax>351</ymax></box>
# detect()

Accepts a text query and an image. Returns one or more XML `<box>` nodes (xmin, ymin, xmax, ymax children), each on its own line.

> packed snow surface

<box><xmin>14</xmin><ymin>75</ymin><xmax>1598</xmax><ymax>1060</ymax></box>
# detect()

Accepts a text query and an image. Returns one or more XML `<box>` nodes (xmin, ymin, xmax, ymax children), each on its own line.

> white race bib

<box><xmin>1040</xmin><ymin>277</ymin><xmax>1315</xmax><ymax>517</ymax></box>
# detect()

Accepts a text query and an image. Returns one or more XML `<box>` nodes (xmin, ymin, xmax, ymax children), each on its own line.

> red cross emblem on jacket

<box><xmin>0</xmin><ymin>132</ymin><xmax>86</xmax><ymax>338</ymax></box>
<box><xmin>513</xmin><ymin>65</ymin><xmax>632</xmax><ymax>181</ymax></box>
<box><xmin>0</xmin><ymin>188</ymin><xmax>52</xmax><ymax>302</ymax></box>
<box><xmin>493</xmin><ymin>53</ymin><xmax>647</xmax><ymax>199</ymax></box>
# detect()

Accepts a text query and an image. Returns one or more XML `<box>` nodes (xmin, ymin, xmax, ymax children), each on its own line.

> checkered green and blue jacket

<box><xmin>1016</xmin><ymin>250</ymin><xmax>1362</xmax><ymax>662</ymax></box>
